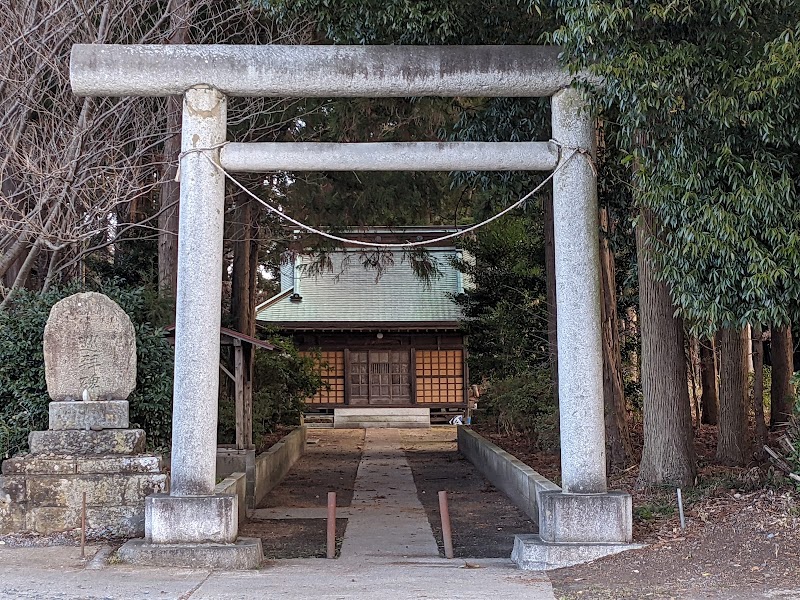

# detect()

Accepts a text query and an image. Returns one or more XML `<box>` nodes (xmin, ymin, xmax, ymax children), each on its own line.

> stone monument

<box><xmin>0</xmin><ymin>292</ymin><xmax>166</xmax><ymax>537</ymax></box>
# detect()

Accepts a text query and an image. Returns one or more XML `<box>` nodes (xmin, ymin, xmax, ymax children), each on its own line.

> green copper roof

<box><xmin>257</xmin><ymin>249</ymin><xmax>463</xmax><ymax>326</ymax></box>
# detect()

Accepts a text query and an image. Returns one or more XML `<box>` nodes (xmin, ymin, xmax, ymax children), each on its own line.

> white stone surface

<box><xmin>169</xmin><ymin>86</ymin><xmax>227</xmax><ymax>497</ymax></box>
<box><xmin>537</xmin><ymin>491</ymin><xmax>633</xmax><ymax>543</ymax></box>
<box><xmin>194</xmin><ymin>558</ymin><xmax>556</xmax><ymax>599</ymax></box>
<box><xmin>0</xmin><ymin>546</ymin><xmax>210</xmax><ymax>599</ymax></box>
<box><xmin>220</xmin><ymin>141</ymin><xmax>558</xmax><ymax>172</ymax></box>
<box><xmin>551</xmin><ymin>87</ymin><xmax>607</xmax><ymax>494</ymax></box>
<box><xmin>511</xmin><ymin>534</ymin><xmax>644</xmax><ymax>570</ymax></box>
<box><xmin>71</xmin><ymin>44</ymin><xmax>580</xmax><ymax>98</ymax></box>
<box><xmin>43</xmin><ymin>292</ymin><xmax>136</xmax><ymax>402</ymax></box>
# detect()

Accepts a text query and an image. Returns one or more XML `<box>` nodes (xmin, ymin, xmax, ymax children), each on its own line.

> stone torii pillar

<box><xmin>70</xmin><ymin>44</ymin><xmax>632</xmax><ymax>569</ymax></box>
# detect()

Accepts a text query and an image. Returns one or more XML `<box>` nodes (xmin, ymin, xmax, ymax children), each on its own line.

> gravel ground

<box><xmin>0</xmin><ymin>531</ymin><xmax>86</xmax><ymax>548</ymax></box>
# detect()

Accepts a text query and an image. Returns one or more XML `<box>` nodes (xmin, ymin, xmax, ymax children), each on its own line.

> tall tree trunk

<box><xmin>636</xmin><ymin>210</ymin><xmax>696</xmax><ymax>486</ymax></box>
<box><xmin>230</xmin><ymin>196</ymin><xmax>258</xmax><ymax>449</ymax></box>
<box><xmin>699</xmin><ymin>337</ymin><xmax>719</xmax><ymax>425</ymax></box>
<box><xmin>599</xmin><ymin>206</ymin><xmax>632</xmax><ymax>469</ymax></box>
<box><xmin>247</xmin><ymin>210</ymin><xmax>260</xmax><ymax>336</ymax></box>
<box><xmin>542</xmin><ymin>194</ymin><xmax>559</xmax><ymax>408</ymax></box>
<box><xmin>770</xmin><ymin>324</ymin><xmax>795</xmax><ymax>428</ymax></box>
<box><xmin>157</xmin><ymin>0</ymin><xmax>191</xmax><ymax>296</ymax></box>
<box><xmin>231</xmin><ymin>195</ymin><xmax>252</xmax><ymax>334</ymax></box>
<box><xmin>751</xmin><ymin>324</ymin><xmax>768</xmax><ymax>458</ymax></box>
<box><xmin>688</xmin><ymin>338</ymin><xmax>702</xmax><ymax>427</ymax></box>
<box><xmin>744</xmin><ymin>325</ymin><xmax>754</xmax><ymax>373</ymax></box>
<box><xmin>717</xmin><ymin>327</ymin><xmax>749</xmax><ymax>465</ymax></box>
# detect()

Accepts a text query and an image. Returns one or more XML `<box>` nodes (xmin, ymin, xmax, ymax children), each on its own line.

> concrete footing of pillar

<box><xmin>145</xmin><ymin>493</ymin><xmax>238</xmax><ymax>544</ymax></box>
<box><xmin>115</xmin><ymin>492</ymin><xmax>262</xmax><ymax>569</ymax></box>
<box><xmin>512</xmin><ymin>490</ymin><xmax>642</xmax><ymax>570</ymax></box>
<box><xmin>511</xmin><ymin>534</ymin><xmax>644</xmax><ymax>570</ymax></box>
<box><xmin>538</xmin><ymin>490</ymin><xmax>633</xmax><ymax>543</ymax></box>
<box><xmin>116</xmin><ymin>537</ymin><xmax>263</xmax><ymax>570</ymax></box>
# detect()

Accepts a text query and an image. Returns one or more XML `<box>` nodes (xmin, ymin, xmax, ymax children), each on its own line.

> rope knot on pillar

<box><xmin>550</xmin><ymin>138</ymin><xmax>598</xmax><ymax>177</ymax></box>
<box><xmin>175</xmin><ymin>140</ymin><xmax>230</xmax><ymax>182</ymax></box>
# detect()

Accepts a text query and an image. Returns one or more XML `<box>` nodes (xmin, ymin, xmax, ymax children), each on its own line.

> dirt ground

<box><xmin>244</xmin><ymin>429</ymin><xmax>363</xmax><ymax>559</ymax></box>
<box><xmin>472</xmin><ymin>422</ymin><xmax>800</xmax><ymax>599</ymax></box>
<box><xmin>258</xmin><ymin>428</ymin><xmax>365</xmax><ymax>508</ymax></box>
<box><xmin>400</xmin><ymin>427</ymin><xmax>536</xmax><ymax>559</ymax></box>
<box><xmin>240</xmin><ymin>518</ymin><xmax>348</xmax><ymax>559</ymax></box>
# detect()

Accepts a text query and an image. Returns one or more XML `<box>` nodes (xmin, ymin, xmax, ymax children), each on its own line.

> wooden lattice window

<box><xmin>301</xmin><ymin>351</ymin><xmax>345</xmax><ymax>405</ymax></box>
<box><xmin>415</xmin><ymin>349</ymin><xmax>464</xmax><ymax>404</ymax></box>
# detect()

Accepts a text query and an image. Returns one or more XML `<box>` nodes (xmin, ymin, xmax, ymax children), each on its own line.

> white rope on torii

<box><xmin>178</xmin><ymin>139</ymin><xmax>590</xmax><ymax>249</ymax></box>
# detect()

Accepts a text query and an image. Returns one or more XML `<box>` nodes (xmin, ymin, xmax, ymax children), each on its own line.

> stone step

<box><xmin>335</xmin><ymin>421</ymin><xmax>431</xmax><ymax>429</ymax></box>
<box><xmin>28</xmin><ymin>429</ymin><xmax>146</xmax><ymax>455</ymax></box>
<box><xmin>335</xmin><ymin>408</ymin><xmax>431</xmax><ymax>417</ymax></box>
<box><xmin>335</xmin><ymin>415</ymin><xmax>429</xmax><ymax>422</ymax></box>
<box><xmin>334</xmin><ymin>407</ymin><xmax>431</xmax><ymax>429</ymax></box>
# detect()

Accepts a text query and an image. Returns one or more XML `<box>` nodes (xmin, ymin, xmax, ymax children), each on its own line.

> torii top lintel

<box><xmin>70</xmin><ymin>44</ymin><xmax>585</xmax><ymax>98</ymax></box>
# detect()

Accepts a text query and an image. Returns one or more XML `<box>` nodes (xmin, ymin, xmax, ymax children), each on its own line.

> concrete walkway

<box><xmin>0</xmin><ymin>545</ymin><xmax>555</xmax><ymax>599</ymax></box>
<box><xmin>0</xmin><ymin>429</ymin><xmax>557</xmax><ymax>599</ymax></box>
<box><xmin>340</xmin><ymin>428</ymin><xmax>439</xmax><ymax>560</ymax></box>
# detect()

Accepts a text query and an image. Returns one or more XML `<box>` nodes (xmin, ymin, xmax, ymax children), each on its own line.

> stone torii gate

<box><xmin>70</xmin><ymin>44</ymin><xmax>632</xmax><ymax>568</ymax></box>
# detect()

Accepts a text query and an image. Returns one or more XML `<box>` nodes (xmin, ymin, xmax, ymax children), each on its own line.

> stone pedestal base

<box><xmin>538</xmin><ymin>490</ymin><xmax>632</xmax><ymax>543</ymax></box>
<box><xmin>28</xmin><ymin>429</ymin><xmax>145</xmax><ymax>455</ymax></box>
<box><xmin>116</xmin><ymin>537</ymin><xmax>263</xmax><ymax>570</ymax></box>
<box><xmin>511</xmin><ymin>534</ymin><xmax>644</xmax><ymax>570</ymax></box>
<box><xmin>145</xmin><ymin>493</ymin><xmax>238</xmax><ymax>544</ymax></box>
<box><xmin>49</xmin><ymin>400</ymin><xmax>129</xmax><ymax>430</ymax></box>
<box><xmin>0</xmin><ymin>453</ymin><xmax>166</xmax><ymax>536</ymax></box>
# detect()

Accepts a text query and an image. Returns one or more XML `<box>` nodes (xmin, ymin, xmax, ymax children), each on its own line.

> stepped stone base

<box><xmin>117</xmin><ymin>537</ymin><xmax>263</xmax><ymax>570</ymax></box>
<box><xmin>334</xmin><ymin>407</ymin><xmax>430</xmax><ymax>429</ymax></box>
<box><xmin>0</xmin><ymin>453</ymin><xmax>166</xmax><ymax>536</ymax></box>
<box><xmin>28</xmin><ymin>429</ymin><xmax>146</xmax><ymax>455</ymax></box>
<box><xmin>49</xmin><ymin>400</ymin><xmax>129</xmax><ymax>430</ymax></box>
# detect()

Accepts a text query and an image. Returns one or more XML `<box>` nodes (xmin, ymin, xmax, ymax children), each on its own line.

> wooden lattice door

<box><xmin>349</xmin><ymin>350</ymin><xmax>411</xmax><ymax>405</ymax></box>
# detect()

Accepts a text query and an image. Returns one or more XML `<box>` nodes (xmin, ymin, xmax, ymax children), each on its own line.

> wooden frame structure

<box><xmin>166</xmin><ymin>325</ymin><xmax>275</xmax><ymax>451</ymax></box>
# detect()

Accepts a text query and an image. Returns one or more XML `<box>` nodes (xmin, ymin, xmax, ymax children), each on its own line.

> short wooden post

<box><xmin>438</xmin><ymin>490</ymin><xmax>454</xmax><ymax>559</ymax></box>
<box><xmin>80</xmin><ymin>491</ymin><xmax>87</xmax><ymax>558</ymax></box>
<box><xmin>326</xmin><ymin>491</ymin><xmax>336</xmax><ymax>559</ymax></box>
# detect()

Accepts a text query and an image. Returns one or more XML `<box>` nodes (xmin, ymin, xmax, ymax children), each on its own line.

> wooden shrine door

<box><xmin>349</xmin><ymin>350</ymin><xmax>411</xmax><ymax>405</ymax></box>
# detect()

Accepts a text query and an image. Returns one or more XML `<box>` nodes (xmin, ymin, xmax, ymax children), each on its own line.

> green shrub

<box><xmin>0</xmin><ymin>282</ymin><xmax>173</xmax><ymax>459</ymax></box>
<box><xmin>475</xmin><ymin>370</ymin><xmax>558</xmax><ymax>450</ymax></box>
<box><xmin>218</xmin><ymin>335</ymin><xmax>322</xmax><ymax>451</ymax></box>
